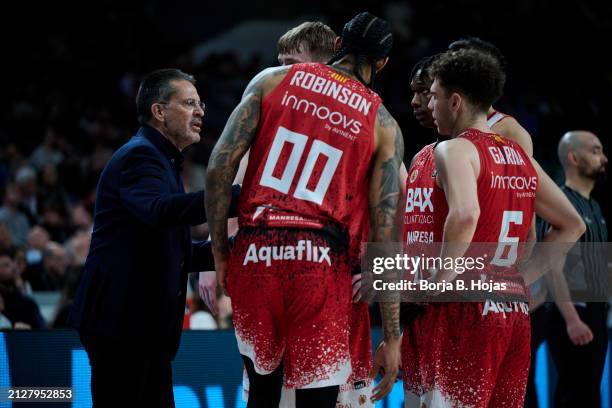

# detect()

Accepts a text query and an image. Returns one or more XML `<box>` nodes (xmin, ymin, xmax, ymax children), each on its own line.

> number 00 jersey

<box><xmin>238</xmin><ymin>63</ymin><xmax>382</xmax><ymax>235</ymax></box>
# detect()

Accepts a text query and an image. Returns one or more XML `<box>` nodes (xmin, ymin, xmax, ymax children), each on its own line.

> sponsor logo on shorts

<box><xmin>353</xmin><ymin>380</ymin><xmax>366</xmax><ymax>390</ymax></box>
<box><xmin>482</xmin><ymin>299</ymin><xmax>529</xmax><ymax>317</ymax></box>
<box><xmin>243</xmin><ymin>240</ymin><xmax>331</xmax><ymax>266</ymax></box>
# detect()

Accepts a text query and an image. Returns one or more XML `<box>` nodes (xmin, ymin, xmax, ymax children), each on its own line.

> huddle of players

<box><xmin>204</xmin><ymin>12</ymin><xmax>586</xmax><ymax>408</ymax></box>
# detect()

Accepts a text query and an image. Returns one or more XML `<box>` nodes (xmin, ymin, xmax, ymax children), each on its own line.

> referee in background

<box><xmin>539</xmin><ymin>130</ymin><xmax>608</xmax><ymax>407</ymax></box>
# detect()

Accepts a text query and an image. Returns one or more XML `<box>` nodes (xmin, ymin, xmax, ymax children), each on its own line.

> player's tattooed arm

<box><xmin>205</xmin><ymin>66</ymin><xmax>289</xmax><ymax>258</ymax></box>
<box><xmin>370</xmin><ymin>104</ymin><xmax>404</xmax><ymax>341</ymax></box>
<box><xmin>371</xmin><ymin>104</ymin><xmax>404</xmax><ymax>242</ymax></box>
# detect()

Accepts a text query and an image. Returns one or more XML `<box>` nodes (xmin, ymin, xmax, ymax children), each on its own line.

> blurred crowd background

<box><xmin>0</xmin><ymin>0</ymin><xmax>610</xmax><ymax>329</ymax></box>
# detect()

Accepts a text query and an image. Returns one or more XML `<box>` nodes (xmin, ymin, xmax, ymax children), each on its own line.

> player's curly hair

<box><xmin>409</xmin><ymin>53</ymin><xmax>441</xmax><ymax>84</ymax></box>
<box><xmin>430</xmin><ymin>48</ymin><xmax>506</xmax><ymax>112</ymax></box>
<box><xmin>327</xmin><ymin>12</ymin><xmax>393</xmax><ymax>88</ymax></box>
<box><xmin>448</xmin><ymin>36</ymin><xmax>507</xmax><ymax>71</ymax></box>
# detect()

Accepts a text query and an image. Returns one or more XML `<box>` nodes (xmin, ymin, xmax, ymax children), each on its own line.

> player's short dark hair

<box><xmin>431</xmin><ymin>49</ymin><xmax>506</xmax><ymax>112</ymax></box>
<box><xmin>328</xmin><ymin>12</ymin><xmax>393</xmax><ymax>87</ymax></box>
<box><xmin>448</xmin><ymin>36</ymin><xmax>507</xmax><ymax>71</ymax></box>
<box><xmin>277</xmin><ymin>22</ymin><xmax>336</xmax><ymax>62</ymax></box>
<box><xmin>409</xmin><ymin>54</ymin><xmax>440</xmax><ymax>84</ymax></box>
<box><xmin>136</xmin><ymin>69</ymin><xmax>196</xmax><ymax>126</ymax></box>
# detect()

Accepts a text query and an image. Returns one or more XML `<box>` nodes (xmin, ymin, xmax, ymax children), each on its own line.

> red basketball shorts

<box><xmin>402</xmin><ymin>301</ymin><xmax>531</xmax><ymax>407</ymax></box>
<box><xmin>227</xmin><ymin>228</ymin><xmax>353</xmax><ymax>389</ymax></box>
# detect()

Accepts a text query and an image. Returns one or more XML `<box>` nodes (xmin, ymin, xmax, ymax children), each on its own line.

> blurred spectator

<box><xmin>13</xmin><ymin>248</ymin><xmax>32</xmax><ymax>296</ymax></box>
<box><xmin>0</xmin><ymin>183</ymin><xmax>31</xmax><ymax>248</ymax></box>
<box><xmin>0</xmin><ymin>144</ymin><xmax>27</xmax><ymax>184</ymax></box>
<box><xmin>14</xmin><ymin>165</ymin><xmax>39</xmax><ymax>225</ymax></box>
<box><xmin>28</xmin><ymin>241</ymin><xmax>69</xmax><ymax>291</ymax></box>
<box><xmin>0</xmin><ymin>247</ymin><xmax>45</xmax><ymax>328</ymax></box>
<box><xmin>0</xmin><ymin>221</ymin><xmax>14</xmax><ymax>252</ymax></box>
<box><xmin>29</xmin><ymin>127</ymin><xmax>64</xmax><ymax>170</ymax></box>
<box><xmin>186</xmin><ymin>292</ymin><xmax>217</xmax><ymax>330</ymax></box>
<box><xmin>38</xmin><ymin>165</ymin><xmax>71</xmax><ymax>242</ymax></box>
<box><xmin>52</xmin><ymin>231</ymin><xmax>88</xmax><ymax>328</ymax></box>
<box><xmin>0</xmin><ymin>294</ymin><xmax>12</xmax><ymax>329</ymax></box>
<box><xmin>70</xmin><ymin>204</ymin><xmax>93</xmax><ymax>232</ymax></box>
<box><xmin>182</xmin><ymin>157</ymin><xmax>206</xmax><ymax>193</ymax></box>
<box><xmin>25</xmin><ymin>225</ymin><xmax>50</xmax><ymax>265</ymax></box>
<box><xmin>216</xmin><ymin>294</ymin><xmax>233</xmax><ymax>330</ymax></box>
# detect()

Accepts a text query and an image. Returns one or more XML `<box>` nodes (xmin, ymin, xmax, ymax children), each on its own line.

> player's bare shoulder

<box><xmin>434</xmin><ymin>138</ymin><xmax>480</xmax><ymax>170</ymax></box>
<box><xmin>376</xmin><ymin>103</ymin><xmax>397</xmax><ymax>129</ymax></box>
<box><xmin>491</xmin><ymin>116</ymin><xmax>533</xmax><ymax>156</ymax></box>
<box><xmin>244</xmin><ymin>65</ymin><xmax>293</xmax><ymax>99</ymax></box>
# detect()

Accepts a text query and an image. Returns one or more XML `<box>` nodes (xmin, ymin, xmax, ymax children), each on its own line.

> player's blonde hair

<box><xmin>277</xmin><ymin>22</ymin><xmax>336</xmax><ymax>63</ymax></box>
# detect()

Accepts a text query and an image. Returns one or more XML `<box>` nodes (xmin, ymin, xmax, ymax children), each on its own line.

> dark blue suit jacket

<box><xmin>70</xmin><ymin>125</ymin><xmax>238</xmax><ymax>358</ymax></box>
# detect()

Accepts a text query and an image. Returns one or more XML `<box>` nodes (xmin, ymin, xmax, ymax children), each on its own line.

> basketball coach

<box><xmin>70</xmin><ymin>69</ymin><xmax>240</xmax><ymax>407</ymax></box>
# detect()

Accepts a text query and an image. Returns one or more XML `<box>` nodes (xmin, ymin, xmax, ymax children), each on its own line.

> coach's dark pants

<box><xmin>79</xmin><ymin>331</ymin><xmax>175</xmax><ymax>408</ymax></box>
<box><xmin>525</xmin><ymin>305</ymin><xmax>549</xmax><ymax>408</ymax></box>
<box><xmin>547</xmin><ymin>302</ymin><xmax>609</xmax><ymax>408</ymax></box>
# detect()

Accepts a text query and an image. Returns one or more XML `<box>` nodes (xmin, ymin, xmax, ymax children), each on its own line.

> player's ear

<box><xmin>450</xmin><ymin>92</ymin><xmax>461</xmax><ymax>111</ymax></box>
<box><xmin>375</xmin><ymin>57</ymin><xmax>389</xmax><ymax>73</ymax></box>
<box><xmin>334</xmin><ymin>37</ymin><xmax>342</xmax><ymax>52</ymax></box>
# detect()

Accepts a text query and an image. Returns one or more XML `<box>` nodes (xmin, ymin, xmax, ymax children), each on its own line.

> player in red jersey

<box><xmin>400</xmin><ymin>49</ymin><xmax>585</xmax><ymax>407</ymax></box>
<box><xmin>205</xmin><ymin>12</ymin><xmax>403</xmax><ymax>407</ymax></box>
<box><xmin>226</xmin><ymin>21</ymin><xmax>377</xmax><ymax>408</ymax></box>
<box><xmin>276</xmin><ymin>22</ymin><xmax>379</xmax><ymax>407</ymax></box>
<box><xmin>446</xmin><ymin>37</ymin><xmax>595</xmax><ymax>406</ymax></box>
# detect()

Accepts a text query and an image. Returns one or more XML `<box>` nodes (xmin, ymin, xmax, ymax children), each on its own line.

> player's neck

<box><xmin>564</xmin><ymin>173</ymin><xmax>594</xmax><ymax>199</ymax></box>
<box><xmin>331</xmin><ymin>56</ymin><xmax>371</xmax><ymax>85</ymax></box>
<box><xmin>451</xmin><ymin>113</ymin><xmax>489</xmax><ymax>138</ymax></box>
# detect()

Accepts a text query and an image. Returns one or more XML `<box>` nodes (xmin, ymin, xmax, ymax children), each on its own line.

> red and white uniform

<box><xmin>229</xmin><ymin>63</ymin><xmax>381</xmax><ymax>389</ymax></box>
<box><xmin>487</xmin><ymin>109</ymin><xmax>512</xmax><ymax>128</ymax></box>
<box><xmin>402</xmin><ymin>129</ymin><xmax>537</xmax><ymax>407</ymax></box>
<box><xmin>335</xmin><ymin>215</ymin><xmax>374</xmax><ymax>408</ymax></box>
<box><xmin>402</xmin><ymin>142</ymin><xmax>447</xmax><ymax>246</ymax></box>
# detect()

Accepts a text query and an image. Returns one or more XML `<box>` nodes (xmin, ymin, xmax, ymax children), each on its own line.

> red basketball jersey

<box><xmin>402</xmin><ymin>142</ymin><xmax>448</xmax><ymax>246</ymax></box>
<box><xmin>238</xmin><ymin>63</ymin><xmax>381</xmax><ymax>242</ymax></box>
<box><xmin>403</xmin><ymin>129</ymin><xmax>537</xmax><ymax>290</ymax></box>
<box><xmin>486</xmin><ymin>109</ymin><xmax>512</xmax><ymax>128</ymax></box>
<box><xmin>462</xmin><ymin>128</ymin><xmax>537</xmax><ymax>245</ymax></box>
